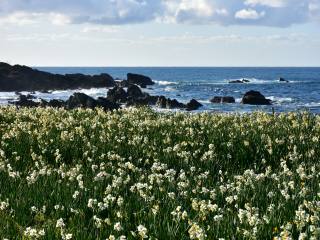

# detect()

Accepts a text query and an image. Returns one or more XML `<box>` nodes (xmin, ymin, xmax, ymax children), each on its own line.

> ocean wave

<box><xmin>227</xmin><ymin>78</ymin><xmax>279</xmax><ymax>84</ymax></box>
<box><xmin>154</xmin><ymin>80</ymin><xmax>177</xmax><ymax>86</ymax></box>
<box><xmin>164</xmin><ymin>87</ymin><xmax>176</xmax><ymax>92</ymax></box>
<box><xmin>268</xmin><ymin>96</ymin><xmax>293</xmax><ymax>103</ymax></box>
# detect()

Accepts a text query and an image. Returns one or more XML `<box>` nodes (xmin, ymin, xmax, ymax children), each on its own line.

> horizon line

<box><xmin>33</xmin><ymin>65</ymin><xmax>320</xmax><ymax>68</ymax></box>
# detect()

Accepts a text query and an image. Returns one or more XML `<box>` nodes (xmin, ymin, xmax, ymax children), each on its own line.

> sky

<box><xmin>0</xmin><ymin>0</ymin><xmax>320</xmax><ymax>66</ymax></box>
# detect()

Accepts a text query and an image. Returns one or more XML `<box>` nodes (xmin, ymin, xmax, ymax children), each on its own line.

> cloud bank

<box><xmin>0</xmin><ymin>0</ymin><xmax>319</xmax><ymax>27</ymax></box>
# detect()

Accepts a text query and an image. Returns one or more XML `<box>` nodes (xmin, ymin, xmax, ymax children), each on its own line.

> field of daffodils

<box><xmin>0</xmin><ymin>107</ymin><xmax>319</xmax><ymax>239</ymax></box>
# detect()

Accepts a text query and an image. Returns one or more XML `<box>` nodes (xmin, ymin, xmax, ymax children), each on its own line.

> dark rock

<box><xmin>156</xmin><ymin>96</ymin><xmax>167</xmax><ymax>108</ymax></box>
<box><xmin>229</xmin><ymin>79</ymin><xmax>250</xmax><ymax>84</ymax></box>
<box><xmin>96</xmin><ymin>97</ymin><xmax>120</xmax><ymax>111</ymax></box>
<box><xmin>25</xmin><ymin>94</ymin><xmax>36</xmax><ymax>100</ymax></box>
<box><xmin>66</xmin><ymin>93</ymin><xmax>97</xmax><ymax>109</ymax></box>
<box><xmin>66</xmin><ymin>93</ymin><xmax>119</xmax><ymax>111</ymax></box>
<box><xmin>186</xmin><ymin>99</ymin><xmax>203</xmax><ymax>111</ymax></box>
<box><xmin>156</xmin><ymin>96</ymin><xmax>185</xmax><ymax>109</ymax></box>
<box><xmin>279</xmin><ymin>77</ymin><xmax>289</xmax><ymax>83</ymax></box>
<box><xmin>0</xmin><ymin>62</ymin><xmax>115</xmax><ymax>92</ymax></box>
<box><xmin>10</xmin><ymin>95</ymin><xmax>40</xmax><ymax>107</ymax></box>
<box><xmin>241</xmin><ymin>90</ymin><xmax>272</xmax><ymax>105</ymax></box>
<box><xmin>211</xmin><ymin>96</ymin><xmax>235</xmax><ymax>104</ymax></box>
<box><xmin>127</xmin><ymin>73</ymin><xmax>155</xmax><ymax>87</ymax></box>
<box><xmin>47</xmin><ymin>99</ymin><xmax>65</xmax><ymax>108</ymax></box>
<box><xmin>107</xmin><ymin>87</ymin><xmax>128</xmax><ymax>103</ymax></box>
<box><xmin>127</xmin><ymin>84</ymin><xmax>144</xmax><ymax>99</ymax></box>
<box><xmin>115</xmin><ymin>80</ymin><xmax>130</xmax><ymax>88</ymax></box>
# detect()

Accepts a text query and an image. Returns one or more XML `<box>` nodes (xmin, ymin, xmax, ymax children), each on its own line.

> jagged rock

<box><xmin>186</xmin><ymin>99</ymin><xmax>203</xmax><ymax>111</ymax></box>
<box><xmin>156</xmin><ymin>96</ymin><xmax>167</xmax><ymax>108</ymax></box>
<box><xmin>66</xmin><ymin>93</ymin><xmax>97</xmax><ymax>109</ymax></box>
<box><xmin>211</xmin><ymin>96</ymin><xmax>235</xmax><ymax>104</ymax></box>
<box><xmin>156</xmin><ymin>96</ymin><xmax>185</xmax><ymax>109</ymax></box>
<box><xmin>107</xmin><ymin>87</ymin><xmax>128</xmax><ymax>103</ymax></box>
<box><xmin>127</xmin><ymin>84</ymin><xmax>144</xmax><ymax>99</ymax></box>
<box><xmin>66</xmin><ymin>93</ymin><xmax>119</xmax><ymax>110</ymax></box>
<box><xmin>241</xmin><ymin>90</ymin><xmax>272</xmax><ymax>105</ymax></box>
<box><xmin>127</xmin><ymin>73</ymin><xmax>155</xmax><ymax>88</ymax></box>
<box><xmin>0</xmin><ymin>62</ymin><xmax>115</xmax><ymax>91</ymax></box>
<box><xmin>10</xmin><ymin>95</ymin><xmax>40</xmax><ymax>107</ymax></box>
<box><xmin>96</xmin><ymin>97</ymin><xmax>120</xmax><ymax>111</ymax></box>
<box><xmin>47</xmin><ymin>99</ymin><xmax>65</xmax><ymax>108</ymax></box>
<box><xmin>229</xmin><ymin>79</ymin><xmax>250</xmax><ymax>84</ymax></box>
<box><xmin>279</xmin><ymin>77</ymin><xmax>289</xmax><ymax>83</ymax></box>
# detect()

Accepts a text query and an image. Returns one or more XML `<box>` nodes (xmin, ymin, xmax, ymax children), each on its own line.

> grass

<box><xmin>0</xmin><ymin>106</ymin><xmax>319</xmax><ymax>239</ymax></box>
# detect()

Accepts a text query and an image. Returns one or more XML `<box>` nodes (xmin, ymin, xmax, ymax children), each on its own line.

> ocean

<box><xmin>1</xmin><ymin>67</ymin><xmax>320</xmax><ymax>113</ymax></box>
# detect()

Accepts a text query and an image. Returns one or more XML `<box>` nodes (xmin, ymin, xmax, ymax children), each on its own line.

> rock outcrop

<box><xmin>241</xmin><ymin>90</ymin><xmax>272</xmax><ymax>105</ymax></box>
<box><xmin>211</xmin><ymin>96</ymin><xmax>235</xmax><ymax>104</ymax></box>
<box><xmin>186</xmin><ymin>99</ymin><xmax>203</xmax><ymax>111</ymax></box>
<box><xmin>0</xmin><ymin>62</ymin><xmax>115</xmax><ymax>92</ymax></box>
<box><xmin>127</xmin><ymin>73</ymin><xmax>155</xmax><ymax>88</ymax></box>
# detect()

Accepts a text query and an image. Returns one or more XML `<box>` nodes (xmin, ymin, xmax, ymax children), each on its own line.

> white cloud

<box><xmin>244</xmin><ymin>0</ymin><xmax>287</xmax><ymax>8</ymax></box>
<box><xmin>235</xmin><ymin>9</ymin><xmax>265</xmax><ymax>20</ymax></box>
<box><xmin>0</xmin><ymin>0</ymin><xmax>319</xmax><ymax>27</ymax></box>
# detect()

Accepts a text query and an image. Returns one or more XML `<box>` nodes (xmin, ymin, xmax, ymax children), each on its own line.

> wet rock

<box><xmin>229</xmin><ymin>79</ymin><xmax>250</xmax><ymax>84</ymax></box>
<box><xmin>127</xmin><ymin>84</ymin><xmax>144</xmax><ymax>99</ymax></box>
<box><xmin>279</xmin><ymin>77</ymin><xmax>289</xmax><ymax>83</ymax></box>
<box><xmin>47</xmin><ymin>99</ymin><xmax>65</xmax><ymax>108</ymax></box>
<box><xmin>186</xmin><ymin>99</ymin><xmax>203</xmax><ymax>111</ymax></box>
<box><xmin>107</xmin><ymin>87</ymin><xmax>128</xmax><ymax>103</ymax></box>
<box><xmin>156</xmin><ymin>96</ymin><xmax>185</xmax><ymax>109</ymax></box>
<box><xmin>127</xmin><ymin>73</ymin><xmax>155</xmax><ymax>88</ymax></box>
<box><xmin>0</xmin><ymin>62</ymin><xmax>115</xmax><ymax>91</ymax></box>
<box><xmin>241</xmin><ymin>90</ymin><xmax>272</xmax><ymax>105</ymax></box>
<box><xmin>66</xmin><ymin>93</ymin><xmax>119</xmax><ymax>111</ymax></box>
<box><xmin>10</xmin><ymin>95</ymin><xmax>40</xmax><ymax>107</ymax></box>
<box><xmin>211</xmin><ymin>96</ymin><xmax>235</xmax><ymax>104</ymax></box>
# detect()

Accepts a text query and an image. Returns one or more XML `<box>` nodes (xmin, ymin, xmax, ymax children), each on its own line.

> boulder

<box><xmin>229</xmin><ymin>79</ymin><xmax>250</xmax><ymax>84</ymax></box>
<box><xmin>156</xmin><ymin>96</ymin><xmax>167</xmax><ymax>108</ymax></box>
<box><xmin>186</xmin><ymin>99</ymin><xmax>203</xmax><ymax>111</ymax></box>
<box><xmin>66</xmin><ymin>93</ymin><xmax>97</xmax><ymax>109</ymax></box>
<box><xmin>156</xmin><ymin>96</ymin><xmax>185</xmax><ymax>109</ymax></box>
<box><xmin>10</xmin><ymin>95</ymin><xmax>40</xmax><ymax>107</ymax></box>
<box><xmin>96</xmin><ymin>97</ymin><xmax>120</xmax><ymax>111</ymax></box>
<box><xmin>66</xmin><ymin>93</ymin><xmax>119</xmax><ymax>111</ymax></box>
<box><xmin>47</xmin><ymin>99</ymin><xmax>65</xmax><ymax>108</ymax></box>
<box><xmin>0</xmin><ymin>62</ymin><xmax>115</xmax><ymax>92</ymax></box>
<box><xmin>127</xmin><ymin>73</ymin><xmax>155</xmax><ymax>88</ymax></box>
<box><xmin>211</xmin><ymin>96</ymin><xmax>235</xmax><ymax>104</ymax></box>
<box><xmin>279</xmin><ymin>77</ymin><xmax>289</xmax><ymax>83</ymax></box>
<box><xmin>127</xmin><ymin>84</ymin><xmax>144</xmax><ymax>99</ymax></box>
<box><xmin>107</xmin><ymin>87</ymin><xmax>128</xmax><ymax>103</ymax></box>
<box><xmin>241</xmin><ymin>90</ymin><xmax>272</xmax><ymax>105</ymax></box>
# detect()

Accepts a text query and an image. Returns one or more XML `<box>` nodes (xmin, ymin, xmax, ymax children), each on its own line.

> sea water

<box><xmin>1</xmin><ymin>67</ymin><xmax>320</xmax><ymax>113</ymax></box>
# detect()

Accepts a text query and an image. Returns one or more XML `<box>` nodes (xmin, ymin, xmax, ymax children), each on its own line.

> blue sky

<box><xmin>0</xmin><ymin>0</ymin><xmax>320</xmax><ymax>66</ymax></box>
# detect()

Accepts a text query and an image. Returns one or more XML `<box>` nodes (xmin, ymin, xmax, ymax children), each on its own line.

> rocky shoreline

<box><xmin>1</xmin><ymin>62</ymin><xmax>273</xmax><ymax>111</ymax></box>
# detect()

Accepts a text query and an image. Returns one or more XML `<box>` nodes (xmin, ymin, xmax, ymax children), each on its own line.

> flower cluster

<box><xmin>0</xmin><ymin>107</ymin><xmax>319</xmax><ymax>239</ymax></box>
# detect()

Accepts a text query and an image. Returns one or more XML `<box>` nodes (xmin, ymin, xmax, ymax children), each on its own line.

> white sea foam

<box><xmin>268</xmin><ymin>96</ymin><xmax>293</xmax><ymax>103</ymax></box>
<box><xmin>154</xmin><ymin>80</ymin><xmax>177</xmax><ymax>85</ymax></box>
<box><xmin>164</xmin><ymin>87</ymin><xmax>176</xmax><ymax>92</ymax></box>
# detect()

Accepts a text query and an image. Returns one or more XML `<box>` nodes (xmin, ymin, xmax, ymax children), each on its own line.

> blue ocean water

<box><xmin>2</xmin><ymin>67</ymin><xmax>320</xmax><ymax>113</ymax></box>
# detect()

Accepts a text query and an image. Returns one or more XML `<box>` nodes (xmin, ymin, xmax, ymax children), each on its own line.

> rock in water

<box><xmin>186</xmin><ymin>99</ymin><xmax>203</xmax><ymax>111</ymax></box>
<box><xmin>107</xmin><ymin>87</ymin><xmax>128</xmax><ymax>103</ymax></box>
<box><xmin>66</xmin><ymin>93</ymin><xmax>97</xmax><ymax>109</ymax></box>
<box><xmin>127</xmin><ymin>84</ymin><xmax>144</xmax><ymax>99</ymax></box>
<box><xmin>211</xmin><ymin>96</ymin><xmax>235</xmax><ymax>103</ymax></box>
<box><xmin>241</xmin><ymin>90</ymin><xmax>272</xmax><ymax>105</ymax></box>
<box><xmin>127</xmin><ymin>73</ymin><xmax>155</xmax><ymax>88</ymax></box>
<box><xmin>66</xmin><ymin>93</ymin><xmax>119</xmax><ymax>111</ymax></box>
<box><xmin>279</xmin><ymin>77</ymin><xmax>289</xmax><ymax>83</ymax></box>
<box><xmin>0</xmin><ymin>62</ymin><xmax>115</xmax><ymax>91</ymax></box>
